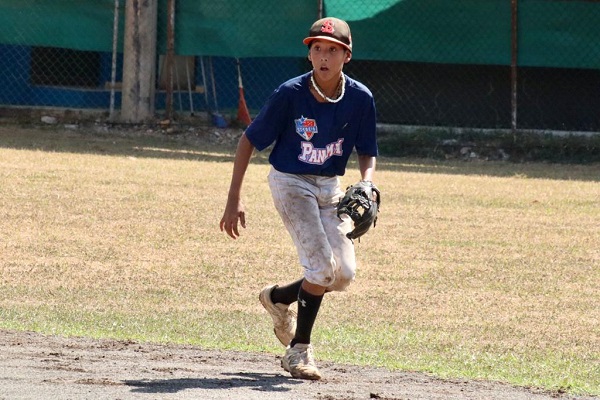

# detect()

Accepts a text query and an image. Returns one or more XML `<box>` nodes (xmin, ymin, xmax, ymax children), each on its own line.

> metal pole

<box><xmin>165</xmin><ymin>0</ymin><xmax>176</xmax><ymax>120</ymax></box>
<box><xmin>175</xmin><ymin>62</ymin><xmax>183</xmax><ymax>113</ymax></box>
<box><xmin>109</xmin><ymin>0</ymin><xmax>120</xmax><ymax>122</ymax></box>
<box><xmin>199</xmin><ymin>56</ymin><xmax>210</xmax><ymax>111</ymax></box>
<box><xmin>186</xmin><ymin>59</ymin><xmax>194</xmax><ymax>116</ymax></box>
<box><xmin>510</xmin><ymin>0</ymin><xmax>518</xmax><ymax>138</ymax></box>
<box><xmin>209</xmin><ymin>56</ymin><xmax>218</xmax><ymax>112</ymax></box>
<box><xmin>317</xmin><ymin>0</ymin><xmax>323</xmax><ymax>19</ymax></box>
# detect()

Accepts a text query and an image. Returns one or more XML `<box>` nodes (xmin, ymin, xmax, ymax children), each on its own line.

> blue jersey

<box><xmin>245</xmin><ymin>72</ymin><xmax>377</xmax><ymax>177</ymax></box>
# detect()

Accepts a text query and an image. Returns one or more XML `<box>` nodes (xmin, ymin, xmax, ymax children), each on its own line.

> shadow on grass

<box><xmin>0</xmin><ymin>124</ymin><xmax>240</xmax><ymax>162</ymax></box>
<box><xmin>124</xmin><ymin>372</ymin><xmax>301</xmax><ymax>394</ymax></box>
<box><xmin>1</xmin><ymin>124</ymin><xmax>599</xmax><ymax>182</ymax></box>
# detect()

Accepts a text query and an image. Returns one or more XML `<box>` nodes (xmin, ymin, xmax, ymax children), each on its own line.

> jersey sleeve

<box><xmin>244</xmin><ymin>87</ymin><xmax>290</xmax><ymax>152</ymax></box>
<box><xmin>354</xmin><ymin>94</ymin><xmax>379</xmax><ymax>157</ymax></box>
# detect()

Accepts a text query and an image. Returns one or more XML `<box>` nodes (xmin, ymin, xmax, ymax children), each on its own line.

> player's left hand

<box><xmin>336</xmin><ymin>180</ymin><xmax>380</xmax><ymax>240</ymax></box>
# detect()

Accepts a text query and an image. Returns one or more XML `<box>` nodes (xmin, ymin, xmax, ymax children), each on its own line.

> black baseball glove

<box><xmin>336</xmin><ymin>180</ymin><xmax>381</xmax><ymax>240</ymax></box>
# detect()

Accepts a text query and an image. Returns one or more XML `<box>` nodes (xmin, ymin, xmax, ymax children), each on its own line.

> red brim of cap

<box><xmin>303</xmin><ymin>36</ymin><xmax>352</xmax><ymax>52</ymax></box>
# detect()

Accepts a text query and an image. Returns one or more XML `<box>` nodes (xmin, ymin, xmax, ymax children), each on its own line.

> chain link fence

<box><xmin>1</xmin><ymin>0</ymin><xmax>599</xmax><ymax>132</ymax></box>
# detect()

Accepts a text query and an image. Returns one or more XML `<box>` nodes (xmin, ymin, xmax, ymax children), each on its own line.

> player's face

<box><xmin>308</xmin><ymin>40</ymin><xmax>351</xmax><ymax>85</ymax></box>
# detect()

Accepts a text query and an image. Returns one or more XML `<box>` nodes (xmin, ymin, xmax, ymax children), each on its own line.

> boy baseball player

<box><xmin>220</xmin><ymin>17</ymin><xmax>378</xmax><ymax>380</ymax></box>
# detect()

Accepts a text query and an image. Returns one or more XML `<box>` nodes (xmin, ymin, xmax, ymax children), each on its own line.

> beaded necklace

<box><xmin>310</xmin><ymin>72</ymin><xmax>346</xmax><ymax>103</ymax></box>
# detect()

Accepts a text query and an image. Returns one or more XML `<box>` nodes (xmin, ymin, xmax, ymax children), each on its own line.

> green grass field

<box><xmin>0</xmin><ymin>125</ymin><xmax>598</xmax><ymax>395</ymax></box>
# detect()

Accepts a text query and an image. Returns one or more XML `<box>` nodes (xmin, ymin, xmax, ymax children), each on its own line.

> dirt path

<box><xmin>0</xmin><ymin>330</ymin><xmax>595</xmax><ymax>400</ymax></box>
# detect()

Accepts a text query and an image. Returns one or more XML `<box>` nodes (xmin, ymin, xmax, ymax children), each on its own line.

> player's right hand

<box><xmin>220</xmin><ymin>199</ymin><xmax>246</xmax><ymax>239</ymax></box>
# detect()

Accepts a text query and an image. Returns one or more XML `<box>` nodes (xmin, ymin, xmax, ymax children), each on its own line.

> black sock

<box><xmin>291</xmin><ymin>287</ymin><xmax>323</xmax><ymax>347</ymax></box>
<box><xmin>270</xmin><ymin>278</ymin><xmax>304</xmax><ymax>305</ymax></box>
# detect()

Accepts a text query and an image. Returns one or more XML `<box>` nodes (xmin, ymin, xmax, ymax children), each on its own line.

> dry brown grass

<box><xmin>0</xmin><ymin>125</ymin><xmax>598</xmax><ymax>394</ymax></box>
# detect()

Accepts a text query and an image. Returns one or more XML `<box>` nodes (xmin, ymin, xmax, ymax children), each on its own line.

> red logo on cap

<box><xmin>321</xmin><ymin>20</ymin><xmax>335</xmax><ymax>34</ymax></box>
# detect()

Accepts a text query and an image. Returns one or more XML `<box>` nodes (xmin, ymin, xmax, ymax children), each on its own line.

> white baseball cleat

<box><xmin>259</xmin><ymin>285</ymin><xmax>297</xmax><ymax>346</ymax></box>
<box><xmin>281</xmin><ymin>343</ymin><xmax>322</xmax><ymax>380</ymax></box>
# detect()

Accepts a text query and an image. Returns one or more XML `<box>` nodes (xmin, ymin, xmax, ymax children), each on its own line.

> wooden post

<box><xmin>120</xmin><ymin>0</ymin><xmax>158</xmax><ymax>123</ymax></box>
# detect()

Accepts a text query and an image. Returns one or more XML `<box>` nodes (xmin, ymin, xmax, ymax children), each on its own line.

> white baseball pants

<box><xmin>268</xmin><ymin>167</ymin><xmax>356</xmax><ymax>291</ymax></box>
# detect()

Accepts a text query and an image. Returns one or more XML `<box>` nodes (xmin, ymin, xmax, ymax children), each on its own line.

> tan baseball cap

<box><xmin>303</xmin><ymin>17</ymin><xmax>352</xmax><ymax>52</ymax></box>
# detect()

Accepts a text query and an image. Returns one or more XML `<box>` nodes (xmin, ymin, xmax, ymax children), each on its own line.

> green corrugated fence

<box><xmin>1</xmin><ymin>0</ymin><xmax>599</xmax><ymax>68</ymax></box>
<box><xmin>0</xmin><ymin>0</ymin><xmax>599</xmax><ymax>131</ymax></box>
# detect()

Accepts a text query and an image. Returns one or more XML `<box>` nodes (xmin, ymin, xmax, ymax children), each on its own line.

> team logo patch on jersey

<box><xmin>294</xmin><ymin>116</ymin><xmax>318</xmax><ymax>141</ymax></box>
